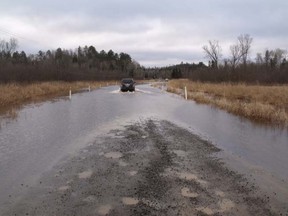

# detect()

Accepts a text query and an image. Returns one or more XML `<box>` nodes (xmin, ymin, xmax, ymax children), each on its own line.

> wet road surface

<box><xmin>0</xmin><ymin>84</ymin><xmax>287</xmax><ymax>215</ymax></box>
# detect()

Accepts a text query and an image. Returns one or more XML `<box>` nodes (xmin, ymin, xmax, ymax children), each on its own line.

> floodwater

<box><xmin>0</xmin><ymin>84</ymin><xmax>287</xmax><ymax>213</ymax></box>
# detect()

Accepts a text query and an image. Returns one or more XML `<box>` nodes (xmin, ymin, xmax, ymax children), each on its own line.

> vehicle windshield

<box><xmin>122</xmin><ymin>79</ymin><xmax>134</xmax><ymax>84</ymax></box>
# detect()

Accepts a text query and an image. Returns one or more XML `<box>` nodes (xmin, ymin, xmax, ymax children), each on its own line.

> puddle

<box><xmin>126</xmin><ymin>130</ymin><xmax>139</xmax><ymax>136</ymax></box>
<box><xmin>215</xmin><ymin>190</ymin><xmax>225</xmax><ymax>197</ymax></box>
<box><xmin>172</xmin><ymin>150</ymin><xmax>187</xmax><ymax>157</ymax></box>
<box><xmin>119</xmin><ymin>160</ymin><xmax>128</xmax><ymax>167</ymax></box>
<box><xmin>114</xmin><ymin>135</ymin><xmax>125</xmax><ymax>139</ymax></box>
<box><xmin>98</xmin><ymin>204</ymin><xmax>112</xmax><ymax>215</ymax></box>
<box><xmin>66</xmin><ymin>180</ymin><xmax>73</xmax><ymax>184</ymax></box>
<box><xmin>128</xmin><ymin>171</ymin><xmax>138</xmax><ymax>176</ymax></box>
<box><xmin>197</xmin><ymin>179</ymin><xmax>208</xmax><ymax>185</ymax></box>
<box><xmin>177</xmin><ymin>172</ymin><xmax>207</xmax><ymax>185</ymax></box>
<box><xmin>104</xmin><ymin>152</ymin><xmax>123</xmax><ymax>159</ymax></box>
<box><xmin>196</xmin><ymin>207</ymin><xmax>214</xmax><ymax>215</ymax></box>
<box><xmin>122</xmin><ymin>197</ymin><xmax>139</xmax><ymax>205</ymax></box>
<box><xmin>178</xmin><ymin>172</ymin><xmax>198</xmax><ymax>181</ymax></box>
<box><xmin>78</xmin><ymin>170</ymin><xmax>93</xmax><ymax>179</ymax></box>
<box><xmin>58</xmin><ymin>186</ymin><xmax>70</xmax><ymax>191</ymax></box>
<box><xmin>196</xmin><ymin>198</ymin><xmax>234</xmax><ymax>215</ymax></box>
<box><xmin>181</xmin><ymin>187</ymin><xmax>198</xmax><ymax>198</ymax></box>
<box><xmin>219</xmin><ymin>199</ymin><xmax>235</xmax><ymax>212</ymax></box>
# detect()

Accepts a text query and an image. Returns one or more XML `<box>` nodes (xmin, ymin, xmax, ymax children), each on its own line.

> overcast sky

<box><xmin>0</xmin><ymin>0</ymin><xmax>287</xmax><ymax>67</ymax></box>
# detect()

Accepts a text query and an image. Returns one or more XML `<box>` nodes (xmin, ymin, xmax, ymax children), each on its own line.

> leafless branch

<box><xmin>203</xmin><ymin>40</ymin><xmax>222</xmax><ymax>68</ymax></box>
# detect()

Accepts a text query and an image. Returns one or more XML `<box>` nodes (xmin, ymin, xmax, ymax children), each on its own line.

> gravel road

<box><xmin>5</xmin><ymin>119</ymin><xmax>276</xmax><ymax>216</ymax></box>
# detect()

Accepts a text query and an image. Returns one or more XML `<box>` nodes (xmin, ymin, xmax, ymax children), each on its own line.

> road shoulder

<box><xmin>6</xmin><ymin>119</ymin><xmax>276</xmax><ymax>216</ymax></box>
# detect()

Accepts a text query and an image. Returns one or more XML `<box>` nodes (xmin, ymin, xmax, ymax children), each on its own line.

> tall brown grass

<box><xmin>0</xmin><ymin>81</ymin><xmax>118</xmax><ymax>111</ymax></box>
<box><xmin>168</xmin><ymin>79</ymin><xmax>288</xmax><ymax>126</ymax></box>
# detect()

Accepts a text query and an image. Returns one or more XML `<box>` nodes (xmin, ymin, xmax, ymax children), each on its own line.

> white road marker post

<box><xmin>69</xmin><ymin>88</ymin><xmax>72</xmax><ymax>100</ymax></box>
<box><xmin>88</xmin><ymin>86</ymin><xmax>91</xmax><ymax>92</ymax></box>
<box><xmin>184</xmin><ymin>86</ymin><xmax>187</xmax><ymax>100</ymax></box>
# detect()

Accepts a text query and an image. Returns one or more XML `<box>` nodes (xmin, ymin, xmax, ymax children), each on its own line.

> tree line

<box><xmin>199</xmin><ymin>34</ymin><xmax>288</xmax><ymax>83</ymax></box>
<box><xmin>1</xmin><ymin>35</ymin><xmax>288</xmax><ymax>84</ymax></box>
<box><xmin>145</xmin><ymin>34</ymin><xmax>288</xmax><ymax>84</ymax></box>
<box><xmin>0</xmin><ymin>38</ymin><xmax>144</xmax><ymax>82</ymax></box>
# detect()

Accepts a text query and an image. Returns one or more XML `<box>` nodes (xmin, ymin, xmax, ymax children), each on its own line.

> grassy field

<box><xmin>167</xmin><ymin>79</ymin><xmax>288</xmax><ymax>126</ymax></box>
<box><xmin>0</xmin><ymin>81</ymin><xmax>118</xmax><ymax>114</ymax></box>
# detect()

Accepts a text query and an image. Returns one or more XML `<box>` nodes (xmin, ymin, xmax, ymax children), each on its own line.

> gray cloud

<box><xmin>0</xmin><ymin>0</ymin><xmax>287</xmax><ymax>67</ymax></box>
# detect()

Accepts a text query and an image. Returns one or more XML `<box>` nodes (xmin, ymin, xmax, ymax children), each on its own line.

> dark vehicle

<box><xmin>120</xmin><ymin>78</ymin><xmax>136</xmax><ymax>92</ymax></box>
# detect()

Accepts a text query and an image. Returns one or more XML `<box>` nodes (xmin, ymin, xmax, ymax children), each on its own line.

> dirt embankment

<box><xmin>5</xmin><ymin>120</ymin><xmax>281</xmax><ymax>216</ymax></box>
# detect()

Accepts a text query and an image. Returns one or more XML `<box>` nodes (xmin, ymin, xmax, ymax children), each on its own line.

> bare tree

<box><xmin>0</xmin><ymin>37</ymin><xmax>18</xmax><ymax>56</ymax></box>
<box><xmin>203</xmin><ymin>40</ymin><xmax>222</xmax><ymax>68</ymax></box>
<box><xmin>273</xmin><ymin>48</ymin><xmax>286</xmax><ymax>67</ymax></box>
<box><xmin>229</xmin><ymin>44</ymin><xmax>241</xmax><ymax>69</ymax></box>
<box><xmin>255</xmin><ymin>53</ymin><xmax>263</xmax><ymax>64</ymax></box>
<box><xmin>264</xmin><ymin>50</ymin><xmax>272</xmax><ymax>68</ymax></box>
<box><xmin>267</xmin><ymin>48</ymin><xmax>287</xmax><ymax>68</ymax></box>
<box><xmin>238</xmin><ymin>34</ymin><xmax>253</xmax><ymax>66</ymax></box>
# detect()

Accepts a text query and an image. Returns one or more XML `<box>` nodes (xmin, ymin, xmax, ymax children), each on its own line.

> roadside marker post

<box><xmin>69</xmin><ymin>89</ymin><xmax>72</xmax><ymax>100</ymax></box>
<box><xmin>88</xmin><ymin>86</ymin><xmax>91</xmax><ymax>92</ymax></box>
<box><xmin>184</xmin><ymin>86</ymin><xmax>187</xmax><ymax>100</ymax></box>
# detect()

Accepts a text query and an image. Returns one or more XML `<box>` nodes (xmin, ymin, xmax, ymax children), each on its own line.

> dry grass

<box><xmin>167</xmin><ymin>79</ymin><xmax>288</xmax><ymax>126</ymax></box>
<box><xmin>0</xmin><ymin>81</ymin><xmax>118</xmax><ymax>111</ymax></box>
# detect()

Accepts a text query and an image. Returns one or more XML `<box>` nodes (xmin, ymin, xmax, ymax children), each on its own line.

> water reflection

<box><xmin>171</xmin><ymin>99</ymin><xmax>288</xmax><ymax>180</ymax></box>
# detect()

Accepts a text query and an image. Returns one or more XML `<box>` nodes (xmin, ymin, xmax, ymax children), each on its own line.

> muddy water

<box><xmin>0</xmin><ymin>84</ymin><xmax>287</xmax><ymax>213</ymax></box>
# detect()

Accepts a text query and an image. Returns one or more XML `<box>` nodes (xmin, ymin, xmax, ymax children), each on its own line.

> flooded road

<box><xmin>0</xmin><ymin>84</ymin><xmax>287</xmax><ymax>214</ymax></box>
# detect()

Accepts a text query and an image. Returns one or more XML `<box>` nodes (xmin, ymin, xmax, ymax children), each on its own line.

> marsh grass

<box><xmin>167</xmin><ymin>79</ymin><xmax>288</xmax><ymax>126</ymax></box>
<box><xmin>0</xmin><ymin>81</ymin><xmax>118</xmax><ymax>113</ymax></box>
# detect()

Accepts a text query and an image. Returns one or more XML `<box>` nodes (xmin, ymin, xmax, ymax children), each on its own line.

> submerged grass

<box><xmin>0</xmin><ymin>81</ymin><xmax>118</xmax><ymax>112</ymax></box>
<box><xmin>167</xmin><ymin>79</ymin><xmax>288</xmax><ymax>126</ymax></box>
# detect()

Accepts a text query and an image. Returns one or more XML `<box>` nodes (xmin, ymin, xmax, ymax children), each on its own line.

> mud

<box><xmin>4</xmin><ymin>119</ymin><xmax>283</xmax><ymax>215</ymax></box>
